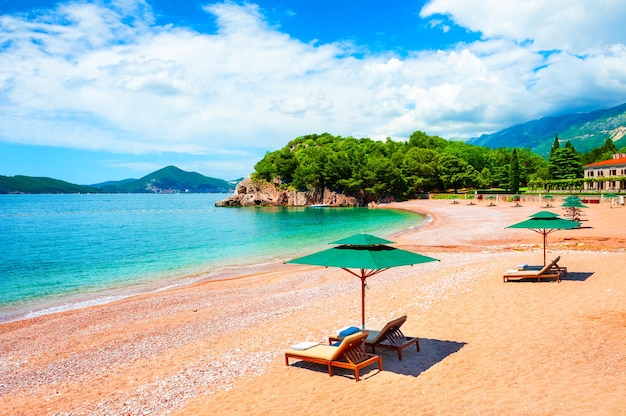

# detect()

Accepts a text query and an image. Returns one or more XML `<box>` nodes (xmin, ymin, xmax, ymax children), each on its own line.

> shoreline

<box><xmin>1</xmin><ymin>199</ymin><xmax>624</xmax><ymax>415</ymax></box>
<box><xmin>1</xmin><ymin>206</ymin><xmax>427</xmax><ymax>324</ymax></box>
<box><xmin>0</xmin><ymin>258</ymin><xmax>292</xmax><ymax>324</ymax></box>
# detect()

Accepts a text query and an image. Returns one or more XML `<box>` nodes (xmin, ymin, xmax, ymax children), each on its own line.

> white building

<box><xmin>583</xmin><ymin>153</ymin><xmax>626</xmax><ymax>192</ymax></box>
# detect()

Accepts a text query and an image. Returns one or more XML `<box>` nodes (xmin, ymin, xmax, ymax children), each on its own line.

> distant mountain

<box><xmin>90</xmin><ymin>178</ymin><xmax>137</xmax><ymax>192</ymax></box>
<box><xmin>1</xmin><ymin>166</ymin><xmax>237</xmax><ymax>194</ymax></box>
<box><xmin>89</xmin><ymin>166</ymin><xmax>236</xmax><ymax>193</ymax></box>
<box><xmin>468</xmin><ymin>102</ymin><xmax>626</xmax><ymax>156</ymax></box>
<box><xmin>0</xmin><ymin>175</ymin><xmax>101</xmax><ymax>194</ymax></box>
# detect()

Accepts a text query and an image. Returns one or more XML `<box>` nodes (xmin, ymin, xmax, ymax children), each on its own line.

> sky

<box><xmin>1</xmin><ymin>0</ymin><xmax>626</xmax><ymax>184</ymax></box>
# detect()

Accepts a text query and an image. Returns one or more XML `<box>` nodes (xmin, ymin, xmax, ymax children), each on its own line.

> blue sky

<box><xmin>1</xmin><ymin>0</ymin><xmax>626</xmax><ymax>184</ymax></box>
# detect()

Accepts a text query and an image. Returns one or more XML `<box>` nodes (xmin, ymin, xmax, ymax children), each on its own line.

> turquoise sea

<box><xmin>0</xmin><ymin>194</ymin><xmax>425</xmax><ymax>323</ymax></box>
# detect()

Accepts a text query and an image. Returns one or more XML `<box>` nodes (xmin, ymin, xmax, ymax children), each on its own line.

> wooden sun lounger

<box><xmin>285</xmin><ymin>331</ymin><xmax>382</xmax><ymax>382</ymax></box>
<box><xmin>329</xmin><ymin>316</ymin><xmax>419</xmax><ymax>361</ymax></box>
<box><xmin>525</xmin><ymin>255</ymin><xmax>568</xmax><ymax>277</ymax></box>
<box><xmin>503</xmin><ymin>256</ymin><xmax>566</xmax><ymax>283</ymax></box>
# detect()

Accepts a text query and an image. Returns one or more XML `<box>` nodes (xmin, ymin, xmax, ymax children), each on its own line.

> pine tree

<box><xmin>549</xmin><ymin>141</ymin><xmax>583</xmax><ymax>179</ymax></box>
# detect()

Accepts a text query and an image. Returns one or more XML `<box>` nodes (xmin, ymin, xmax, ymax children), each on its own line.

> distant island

<box><xmin>0</xmin><ymin>166</ymin><xmax>238</xmax><ymax>194</ymax></box>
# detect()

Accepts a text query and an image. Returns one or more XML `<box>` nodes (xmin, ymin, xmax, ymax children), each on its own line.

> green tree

<box><xmin>437</xmin><ymin>153</ymin><xmax>478</xmax><ymax>192</ymax></box>
<box><xmin>253</xmin><ymin>148</ymin><xmax>297</xmax><ymax>183</ymax></box>
<box><xmin>401</xmin><ymin>148</ymin><xmax>439</xmax><ymax>194</ymax></box>
<box><xmin>550</xmin><ymin>133</ymin><xmax>560</xmax><ymax>158</ymax></box>
<box><xmin>476</xmin><ymin>167</ymin><xmax>492</xmax><ymax>189</ymax></box>
<box><xmin>442</xmin><ymin>141</ymin><xmax>490</xmax><ymax>172</ymax></box>
<box><xmin>407</xmin><ymin>130</ymin><xmax>447</xmax><ymax>150</ymax></box>
<box><xmin>549</xmin><ymin>142</ymin><xmax>583</xmax><ymax>180</ymax></box>
<box><xmin>508</xmin><ymin>149</ymin><xmax>521</xmax><ymax>193</ymax></box>
<box><xmin>292</xmin><ymin>145</ymin><xmax>326</xmax><ymax>189</ymax></box>
<box><xmin>581</xmin><ymin>138</ymin><xmax>618</xmax><ymax>164</ymax></box>
<box><xmin>490</xmin><ymin>164</ymin><xmax>510</xmax><ymax>189</ymax></box>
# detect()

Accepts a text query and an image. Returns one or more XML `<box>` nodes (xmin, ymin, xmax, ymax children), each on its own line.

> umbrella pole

<box><xmin>543</xmin><ymin>232</ymin><xmax>547</xmax><ymax>265</ymax></box>
<box><xmin>361</xmin><ymin>276</ymin><xmax>366</xmax><ymax>329</ymax></box>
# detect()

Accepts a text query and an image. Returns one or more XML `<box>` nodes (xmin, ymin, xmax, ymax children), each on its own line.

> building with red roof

<box><xmin>583</xmin><ymin>153</ymin><xmax>626</xmax><ymax>192</ymax></box>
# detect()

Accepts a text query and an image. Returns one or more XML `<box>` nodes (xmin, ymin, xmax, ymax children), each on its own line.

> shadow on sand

<box><xmin>564</xmin><ymin>271</ymin><xmax>594</xmax><ymax>282</ymax></box>
<box><xmin>287</xmin><ymin>338</ymin><xmax>466</xmax><ymax>381</ymax></box>
<box><xmin>380</xmin><ymin>338</ymin><xmax>467</xmax><ymax>377</ymax></box>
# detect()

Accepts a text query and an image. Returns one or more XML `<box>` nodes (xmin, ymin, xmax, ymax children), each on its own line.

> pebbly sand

<box><xmin>1</xmin><ymin>197</ymin><xmax>625</xmax><ymax>415</ymax></box>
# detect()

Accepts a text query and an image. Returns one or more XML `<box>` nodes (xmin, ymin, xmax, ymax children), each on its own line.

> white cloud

<box><xmin>421</xmin><ymin>0</ymin><xmax>626</xmax><ymax>54</ymax></box>
<box><xmin>1</xmin><ymin>0</ymin><xmax>626</xmax><ymax>179</ymax></box>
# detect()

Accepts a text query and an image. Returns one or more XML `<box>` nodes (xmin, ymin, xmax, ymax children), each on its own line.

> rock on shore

<box><xmin>214</xmin><ymin>177</ymin><xmax>362</xmax><ymax>207</ymax></box>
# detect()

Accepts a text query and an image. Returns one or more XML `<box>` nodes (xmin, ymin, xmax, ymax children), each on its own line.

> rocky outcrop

<box><xmin>214</xmin><ymin>177</ymin><xmax>362</xmax><ymax>207</ymax></box>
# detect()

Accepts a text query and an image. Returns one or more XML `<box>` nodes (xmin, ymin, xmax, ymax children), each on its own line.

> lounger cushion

<box><xmin>285</xmin><ymin>344</ymin><xmax>338</xmax><ymax>361</ymax></box>
<box><xmin>338</xmin><ymin>326</ymin><xmax>360</xmax><ymax>336</ymax></box>
<box><xmin>365</xmin><ymin>330</ymin><xmax>381</xmax><ymax>344</ymax></box>
<box><xmin>286</xmin><ymin>332</ymin><xmax>367</xmax><ymax>361</ymax></box>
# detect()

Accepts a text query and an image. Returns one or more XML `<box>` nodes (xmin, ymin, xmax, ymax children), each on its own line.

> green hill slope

<box><xmin>469</xmin><ymin>102</ymin><xmax>626</xmax><ymax>155</ymax></box>
<box><xmin>1</xmin><ymin>166</ymin><xmax>236</xmax><ymax>194</ymax></box>
<box><xmin>120</xmin><ymin>166</ymin><xmax>235</xmax><ymax>193</ymax></box>
<box><xmin>0</xmin><ymin>175</ymin><xmax>101</xmax><ymax>194</ymax></box>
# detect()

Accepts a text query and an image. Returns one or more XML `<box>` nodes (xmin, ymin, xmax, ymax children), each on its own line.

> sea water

<box><xmin>0</xmin><ymin>194</ymin><xmax>425</xmax><ymax>322</ymax></box>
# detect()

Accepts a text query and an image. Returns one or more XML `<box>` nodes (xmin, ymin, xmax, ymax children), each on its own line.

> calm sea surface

<box><xmin>0</xmin><ymin>194</ymin><xmax>425</xmax><ymax>322</ymax></box>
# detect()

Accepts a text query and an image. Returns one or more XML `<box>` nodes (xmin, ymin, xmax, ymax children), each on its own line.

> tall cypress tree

<box><xmin>509</xmin><ymin>148</ymin><xmax>520</xmax><ymax>193</ymax></box>
<box><xmin>550</xmin><ymin>133</ymin><xmax>560</xmax><ymax>157</ymax></box>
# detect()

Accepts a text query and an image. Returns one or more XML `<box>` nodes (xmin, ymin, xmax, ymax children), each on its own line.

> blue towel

<box><xmin>338</xmin><ymin>326</ymin><xmax>359</xmax><ymax>337</ymax></box>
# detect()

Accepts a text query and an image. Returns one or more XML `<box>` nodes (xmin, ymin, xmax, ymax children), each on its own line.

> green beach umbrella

<box><xmin>507</xmin><ymin>211</ymin><xmax>580</xmax><ymax>265</ymax></box>
<box><xmin>561</xmin><ymin>200</ymin><xmax>588</xmax><ymax>208</ymax></box>
<box><xmin>561</xmin><ymin>198</ymin><xmax>588</xmax><ymax>221</ymax></box>
<box><xmin>563</xmin><ymin>196</ymin><xmax>582</xmax><ymax>203</ymax></box>
<box><xmin>542</xmin><ymin>194</ymin><xmax>554</xmax><ymax>207</ymax></box>
<box><xmin>285</xmin><ymin>233</ymin><xmax>438</xmax><ymax>328</ymax></box>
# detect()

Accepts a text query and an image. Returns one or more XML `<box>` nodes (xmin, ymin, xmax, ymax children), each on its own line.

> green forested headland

<box><xmin>253</xmin><ymin>131</ymin><xmax>625</xmax><ymax>204</ymax></box>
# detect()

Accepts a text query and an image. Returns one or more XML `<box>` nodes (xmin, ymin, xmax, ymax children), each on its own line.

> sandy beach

<box><xmin>1</xmin><ymin>196</ymin><xmax>625</xmax><ymax>415</ymax></box>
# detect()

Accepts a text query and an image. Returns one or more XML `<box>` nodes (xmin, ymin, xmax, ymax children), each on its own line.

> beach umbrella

<box><xmin>507</xmin><ymin>211</ymin><xmax>579</xmax><ymax>265</ymax></box>
<box><xmin>561</xmin><ymin>198</ymin><xmax>588</xmax><ymax>221</ymax></box>
<box><xmin>487</xmin><ymin>195</ymin><xmax>496</xmax><ymax>206</ymax></box>
<box><xmin>285</xmin><ymin>233</ymin><xmax>438</xmax><ymax>328</ymax></box>
<box><xmin>561</xmin><ymin>200</ymin><xmax>588</xmax><ymax>208</ymax></box>
<box><xmin>542</xmin><ymin>194</ymin><xmax>554</xmax><ymax>207</ymax></box>
<box><xmin>564</xmin><ymin>195</ymin><xmax>580</xmax><ymax>200</ymax></box>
